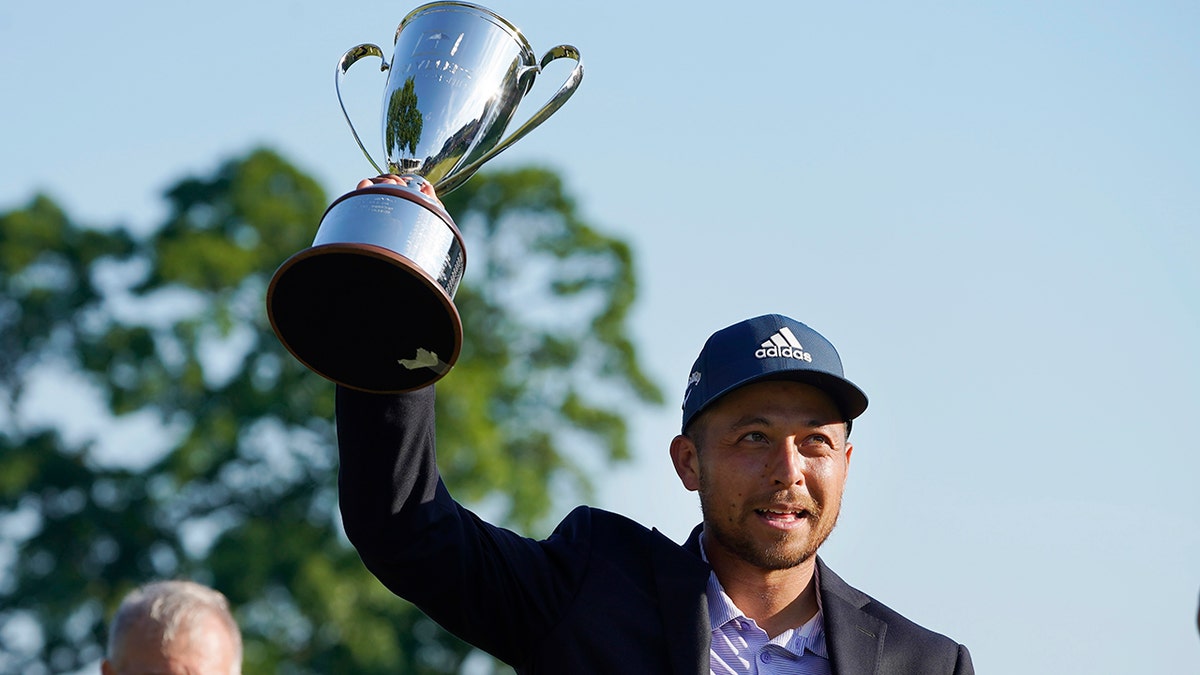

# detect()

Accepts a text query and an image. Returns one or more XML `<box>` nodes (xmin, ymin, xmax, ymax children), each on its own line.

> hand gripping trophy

<box><xmin>267</xmin><ymin>2</ymin><xmax>582</xmax><ymax>392</ymax></box>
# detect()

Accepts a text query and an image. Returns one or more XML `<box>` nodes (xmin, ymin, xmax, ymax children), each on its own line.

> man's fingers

<box><xmin>416</xmin><ymin>181</ymin><xmax>438</xmax><ymax>200</ymax></box>
<box><xmin>354</xmin><ymin>175</ymin><xmax>440</xmax><ymax>204</ymax></box>
<box><xmin>358</xmin><ymin>174</ymin><xmax>407</xmax><ymax>189</ymax></box>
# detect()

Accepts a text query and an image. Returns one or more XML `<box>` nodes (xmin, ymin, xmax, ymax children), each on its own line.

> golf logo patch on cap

<box><xmin>755</xmin><ymin>326</ymin><xmax>813</xmax><ymax>362</ymax></box>
<box><xmin>682</xmin><ymin>370</ymin><xmax>702</xmax><ymax>405</ymax></box>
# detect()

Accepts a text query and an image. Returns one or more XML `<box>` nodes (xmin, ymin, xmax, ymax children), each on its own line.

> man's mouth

<box><xmin>755</xmin><ymin>508</ymin><xmax>809</xmax><ymax>522</ymax></box>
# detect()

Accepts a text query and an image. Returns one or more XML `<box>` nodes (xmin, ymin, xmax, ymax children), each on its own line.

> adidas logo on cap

<box><xmin>755</xmin><ymin>327</ymin><xmax>812</xmax><ymax>362</ymax></box>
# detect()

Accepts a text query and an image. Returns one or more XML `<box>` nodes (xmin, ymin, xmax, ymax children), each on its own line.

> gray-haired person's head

<box><xmin>103</xmin><ymin>580</ymin><xmax>242</xmax><ymax>675</ymax></box>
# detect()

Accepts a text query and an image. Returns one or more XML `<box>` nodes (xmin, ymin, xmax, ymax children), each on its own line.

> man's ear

<box><xmin>669</xmin><ymin>434</ymin><xmax>701</xmax><ymax>492</ymax></box>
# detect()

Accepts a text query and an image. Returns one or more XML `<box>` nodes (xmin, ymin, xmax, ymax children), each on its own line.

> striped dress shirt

<box><xmin>703</xmin><ymin>546</ymin><xmax>831</xmax><ymax>675</ymax></box>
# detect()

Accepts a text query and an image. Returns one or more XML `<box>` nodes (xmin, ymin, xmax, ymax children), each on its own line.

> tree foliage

<box><xmin>0</xmin><ymin>148</ymin><xmax>661</xmax><ymax>674</ymax></box>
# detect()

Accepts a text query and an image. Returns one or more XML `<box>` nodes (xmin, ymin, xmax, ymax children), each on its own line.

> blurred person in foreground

<box><xmin>102</xmin><ymin>579</ymin><xmax>242</xmax><ymax>675</ymax></box>
<box><xmin>335</xmin><ymin>175</ymin><xmax>974</xmax><ymax>674</ymax></box>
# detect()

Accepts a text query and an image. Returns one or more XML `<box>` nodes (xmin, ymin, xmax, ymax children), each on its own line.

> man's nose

<box><xmin>769</xmin><ymin>439</ymin><xmax>806</xmax><ymax>486</ymax></box>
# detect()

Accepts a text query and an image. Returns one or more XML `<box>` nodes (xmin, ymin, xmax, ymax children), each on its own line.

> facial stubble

<box><xmin>698</xmin><ymin>469</ymin><xmax>843</xmax><ymax>571</ymax></box>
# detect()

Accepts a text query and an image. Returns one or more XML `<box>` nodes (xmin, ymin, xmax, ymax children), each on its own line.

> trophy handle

<box><xmin>435</xmin><ymin>45</ymin><xmax>584</xmax><ymax>194</ymax></box>
<box><xmin>336</xmin><ymin>43</ymin><xmax>390</xmax><ymax>176</ymax></box>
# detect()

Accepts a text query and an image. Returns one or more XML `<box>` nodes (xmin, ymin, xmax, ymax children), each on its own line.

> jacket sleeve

<box><xmin>954</xmin><ymin>643</ymin><xmax>974</xmax><ymax>675</ymax></box>
<box><xmin>335</xmin><ymin>385</ymin><xmax>589</xmax><ymax>665</ymax></box>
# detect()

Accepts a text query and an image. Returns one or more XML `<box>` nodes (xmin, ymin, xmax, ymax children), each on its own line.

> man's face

<box><xmin>101</xmin><ymin>612</ymin><xmax>240</xmax><ymax>675</ymax></box>
<box><xmin>671</xmin><ymin>380</ymin><xmax>852</xmax><ymax>571</ymax></box>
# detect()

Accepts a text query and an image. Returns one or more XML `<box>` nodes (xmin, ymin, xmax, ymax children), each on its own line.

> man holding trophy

<box><xmin>269</xmin><ymin>3</ymin><xmax>974</xmax><ymax>673</ymax></box>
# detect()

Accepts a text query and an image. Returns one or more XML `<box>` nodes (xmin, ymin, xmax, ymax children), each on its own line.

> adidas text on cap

<box><xmin>680</xmin><ymin>314</ymin><xmax>868</xmax><ymax>432</ymax></box>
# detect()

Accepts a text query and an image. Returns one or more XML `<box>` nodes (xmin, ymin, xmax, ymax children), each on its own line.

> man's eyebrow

<box><xmin>727</xmin><ymin>415</ymin><xmax>771</xmax><ymax>430</ymax></box>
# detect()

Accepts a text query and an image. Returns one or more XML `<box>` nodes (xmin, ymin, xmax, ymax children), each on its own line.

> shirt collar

<box><xmin>700</xmin><ymin>531</ymin><xmax>829</xmax><ymax>659</ymax></box>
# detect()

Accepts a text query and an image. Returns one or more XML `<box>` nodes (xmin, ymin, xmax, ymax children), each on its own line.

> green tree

<box><xmin>0</xmin><ymin>148</ymin><xmax>662</xmax><ymax>674</ymax></box>
<box><xmin>385</xmin><ymin>77</ymin><xmax>423</xmax><ymax>161</ymax></box>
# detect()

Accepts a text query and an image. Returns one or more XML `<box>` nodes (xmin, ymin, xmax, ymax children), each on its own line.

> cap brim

<box><xmin>691</xmin><ymin>370</ymin><xmax>868</xmax><ymax>429</ymax></box>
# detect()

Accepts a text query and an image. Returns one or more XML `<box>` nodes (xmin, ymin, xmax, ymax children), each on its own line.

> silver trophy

<box><xmin>267</xmin><ymin>2</ymin><xmax>582</xmax><ymax>392</ymax></box>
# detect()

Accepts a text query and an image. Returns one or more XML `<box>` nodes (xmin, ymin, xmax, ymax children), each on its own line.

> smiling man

<box><xmin>672</xmin><ymin>379</ymin><xmax>852</xmax><ymax>642</ymax></box>
<box><xmin>336</xmin><ymin>309</ymin><xmax>973</xmax><ymax>673</ymax></box>
<box><xmin>668</xmin><ymin>315</ymin><xmax>972</xmax><ymax>674</ymax></box>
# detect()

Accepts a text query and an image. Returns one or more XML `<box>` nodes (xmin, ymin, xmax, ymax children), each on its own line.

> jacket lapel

<box><xmin>652</xmin><ymin>525</ymin><xmax>711</xmax><ymax>675</ymax></box>
<box><xmin>817</xmin><ymin>558</ymin><xmax>885</xmax><ymax>675</ymax></box>
<box><xmin>652</xmin><ymin>532</ymin><xmax>887</xmax><ymax>675</ymax></box>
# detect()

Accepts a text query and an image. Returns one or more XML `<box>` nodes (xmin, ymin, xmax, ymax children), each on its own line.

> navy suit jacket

<box><xmin>336</xmin><ymin>386</ymin><xmax>974</xmax><ymax>674</ymax></box>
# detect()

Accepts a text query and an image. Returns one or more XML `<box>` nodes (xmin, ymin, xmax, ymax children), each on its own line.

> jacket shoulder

<box><xmin>818</xmin><ymin>559</ymin><xmax>974</xmax><ymax>674</ymax></box>
<box><xmin>552</xmin><ymin>505</ymin><xmax>687</xmax><ymax>553</ymax></box>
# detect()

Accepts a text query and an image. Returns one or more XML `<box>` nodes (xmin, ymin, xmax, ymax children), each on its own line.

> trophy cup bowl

<box><xmin>267</xmin><ymin>1</ymin><xmax>582</xmax><ymax>392</ymax></box>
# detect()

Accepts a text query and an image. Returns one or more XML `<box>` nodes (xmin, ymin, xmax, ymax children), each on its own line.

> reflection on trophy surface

<box><xmin>267</xmin><ymin>1</ymin><xmax>582</xmax><ymax>393</ymax></box>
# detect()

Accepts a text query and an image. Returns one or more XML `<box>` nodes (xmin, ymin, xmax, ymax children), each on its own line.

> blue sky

<box><xmin>2</xmin><ymin>1</ymin><xmax>1198</xmax><ymax>672</ymax></box>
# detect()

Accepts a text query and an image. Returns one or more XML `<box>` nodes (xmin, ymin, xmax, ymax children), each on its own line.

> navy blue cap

<box><xmin>681</xmin><ymin>314</ymin><xmax>868</xmax><ymax>432</ymax></box>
